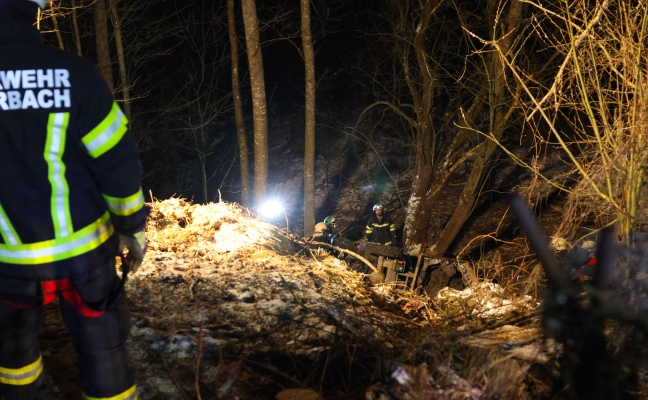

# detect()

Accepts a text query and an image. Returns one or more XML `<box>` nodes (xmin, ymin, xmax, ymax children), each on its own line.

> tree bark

<box><xmin>398</xmin><ymin>0</ymin><xmax>448</xmax><ymax>255</ymax></box>
<box><xmin>429</xmin><ymin>0</ymin><xmax>521</xmax><ymax>257</ymax></box>
<box><xmin>301</xmin><ymin>0</ymin><xmax>316</xmax><ymax>237</ymax></box>
<box><xmin>228</xmin><ymin>0</ymin><xmax>250</xmax><ymax>206</ymax></box>
<box><xmin>93</xmin><ymin>0</ymin><xmax>113</xmax><ymax>91</ymax></box>
<box><xmin>71</xmin><ymin>0</ymin><xmax>83</xmax><ymax>57</ymax></box>
<box><xmin>108</xmin><ymin>0</ymin><xmax>131</xmax><ymax>119</ymax></box>
<box><xmin>400</xmin><ymin>0</ymin><xmax>522</xmax><ymax>257</ymax></box>
<box><xmin>241</xmin><ymin>0</ymin><xmax>269</xmax><ymax>205</ymax></box>
<box><xmin>50</xmin><ymin>7</ymin><xmax>65</xmax><ymax>50</ymax></box>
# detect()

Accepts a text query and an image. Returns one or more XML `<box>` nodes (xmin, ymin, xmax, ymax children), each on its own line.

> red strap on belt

<box><xmin>41</xmin><ymin>279</ymin><xmax>104</xmax><ymax>318</ymax></box>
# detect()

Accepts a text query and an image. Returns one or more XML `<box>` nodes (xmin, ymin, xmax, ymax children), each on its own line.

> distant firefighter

<box><xmin>311</xmin><ymin>222</ymin><xmax>332</xmax><ymax>243</ymax></box>
<box><xmin>366</xmin><ymin>204</ymin><xmax>396</xmax><ymax>246</ymax></box>
<box><xmin>311</xmin><ymin>217</ymin><xmax>358</xmax><ymax>257</ymax></box>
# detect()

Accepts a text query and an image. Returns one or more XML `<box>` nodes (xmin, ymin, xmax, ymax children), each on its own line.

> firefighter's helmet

<box><xmin>323</xmin><ymin>216</ymin><xmax>335</xmax><ymax>226</ymax></box>
<box><xmin>314</xmin><ymin>222</ymin><xmax>328</xmax><ymax>233</ymax></box>
<box><xmin>372</xmin><ymin>204</ymin><xmax>383</xmax><ymax>212</ymax></box>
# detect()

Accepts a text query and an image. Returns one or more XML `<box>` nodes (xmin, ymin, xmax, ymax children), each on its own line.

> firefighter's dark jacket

<box><xmin>366</xmin><ymin>214</ymin><xmax>396</xmax><ymax>245</ymax></box>
<box><xmin>0</xmin><ymin>11</ymin><xmax>147</xmax><ymax>280</ymax></box>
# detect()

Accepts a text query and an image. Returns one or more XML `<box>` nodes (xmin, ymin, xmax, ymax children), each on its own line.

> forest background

<box><xmin>34</xmin><ymin>0</ymin><xmax>648</xmax><ymax>263</ymax></box>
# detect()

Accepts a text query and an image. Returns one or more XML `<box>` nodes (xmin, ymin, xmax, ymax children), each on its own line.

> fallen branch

<box><xmin>307</xmin><ymin>242</ymin><xmax>379</xmax><ymax>274</ymax></box>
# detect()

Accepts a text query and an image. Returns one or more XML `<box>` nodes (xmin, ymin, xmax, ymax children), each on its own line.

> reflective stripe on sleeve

<box><xmin>82</xmin><ymin>384</ymin><xmax>138</xmax><ymax>400</ymax></box>
<box><xmin>0</xmin><ymin>212</ymin><xmax>113</xmax><ymax>264</ymax></box>
<box><xmin>81</xmin><ymin>102</ymin><xmax>129</xmax><ymax>158</ymax></box>
<box><xmin>102</xmin><ymin>188</ymin><xmax>145</xmax><ymax>216</ymax></box>
<box><xmin>0</xmin><ymin>355</ymin><xmax>43</xmax><ymax>385</ymax></box>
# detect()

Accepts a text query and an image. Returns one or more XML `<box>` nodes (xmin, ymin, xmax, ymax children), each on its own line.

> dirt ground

<box><xmin>34</xmin><ymin>198</ymin><xmax>647</xmax><ymax>400</ymax></box>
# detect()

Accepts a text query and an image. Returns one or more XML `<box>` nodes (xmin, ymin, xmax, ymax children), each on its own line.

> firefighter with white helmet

<box><xmin>365</xmin><ymin>204</ymin><xmax>396</xmax><ymax>246</ymax></box>
<box><xmin>312</xmin><ymin>222</ymin><xmax>330</xmax><ymax>241</ymax></box>
<box><xmin>312</xmin><ymin>216</ymin><xmax>336</xmax><ymax>242</ymax></box>
<box><xmin>0</xmin><ymin>1</ymin><xmax>147</xmax><ymax>398</ymax></box>
<box><xmin>311</xmin><ymin>217</ymin><xmax>359</xmax><ymax>258</ymax></box>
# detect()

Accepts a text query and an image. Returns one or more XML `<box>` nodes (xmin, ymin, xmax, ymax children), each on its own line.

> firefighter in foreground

<box><xmin>0</xmin><ymin>1</ymin><xmax>148</xmax><ymax>399</ymax></box>
<box><xmin>365</xmin><ymin>204</ymin><xmax>396</xmax><ymax>245</ymax></box>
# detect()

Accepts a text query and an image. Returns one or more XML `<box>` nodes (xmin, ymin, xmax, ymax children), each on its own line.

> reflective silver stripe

<box><xmin>0</xmin><ymin>355</ymin><xmax>43</xmax><ymax>385</ymax></box>
<box><xmin>0</xmin><ymin>203</ymin><xmax>20</xmax><ymax>245</ymax></box>
<box><xmin>45</xmin><ymin>112</ymin><xmax>73</xmax><ymax>238</ymax></box>
<box><xmin>82</xmin><ymin>102</ymin><xmax>128</xmax><ymax>158</ymax></box>
<box><xmin>102</xmin><ymin>188</ymin><xmax>145</xmax><ymax>216</ymax></box>
<box><xmin>0</xmin><ymin>213</ymin><xmax>113</xmax><ymax>264</ymax></box>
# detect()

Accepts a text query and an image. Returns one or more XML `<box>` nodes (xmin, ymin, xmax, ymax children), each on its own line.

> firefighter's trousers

<box><xmin>0</xmin><ymin>263</ymin><xmax>137</xmax><ymax>400</ymax></box>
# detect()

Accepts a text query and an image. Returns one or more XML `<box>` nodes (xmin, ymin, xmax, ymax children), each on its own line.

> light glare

<box><xmin>259</xmin><ymin>200</ymin><xmax>283</xmax><ymax>218</ymax></box>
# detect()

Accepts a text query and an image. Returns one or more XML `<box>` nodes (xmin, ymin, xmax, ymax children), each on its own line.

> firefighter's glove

<box><xmin>119</xmin><ymin>231</ymin><xmax>147</xmax><ymax>273</ymax></box>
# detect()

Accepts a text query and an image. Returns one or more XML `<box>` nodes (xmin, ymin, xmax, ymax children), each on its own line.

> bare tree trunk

<box><xmin>398</xmin><ymin>0</ymin><xmax>449</xmax><ymax>254</ymax></box>
<box><xmin>93</xmin><ymin>0</ymin><xmax>113</xmax><ymax>91</ymax></box>
<box><xmin>398</xmin><ymin>0</ymin><xmax>521</xmax><ymax>257</ymax></box>
<box><xmin>108</xmin><ymin>0</ymin><xmax>131</xmax><ymax>119</ymax></box>
<box><xmin>49</xmin><ymin>6</ymin><xmax>65</xmax><ymax>50</ymax></box>
<box><xmin>403</xmin><ymin>85</ymin><xmax>487</xmax><ymax>253</ymax></box>
<box><xmin>71</xmin><ymin>0</ymin><xmax>83</xmax><ymax>56</ymax></box>
<box><xmin>430</xmin><ymin>0</ymin><xmax>521</xmax><ymax>257</ymax></box>
<box><xmin>301</xmin><ymin>0</ymin><xmax>316</xmax><ymax>237</ymax></box>
<box><xmin>227</xmin><ymin>0</ymin><xmax>250</xmax><ymax>206</ymax></box>
<box><xmin>197</xmin><ymin>122</ymin><xmax>209</xmax><ymax>204</ymax></box>
<box><xmin>241</xmin><ymin>0</ymin><xmax>269</xmax><ymax>205</ymax></box>
<box><xmin>433</xmin><ymin>0</ymin><xmax>522</xmax><ymax>255</ymax></box>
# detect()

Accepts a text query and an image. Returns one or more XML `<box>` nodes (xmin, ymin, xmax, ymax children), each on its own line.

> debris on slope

<box><xmin>106</xmin><ymin>198</ymin><xmax>553</xmax><ymax>399</ymax></box>
<box><xmin>32</xmin><ymin>198</ymin><xmax>559</xmax><ymax>400</ymax></box>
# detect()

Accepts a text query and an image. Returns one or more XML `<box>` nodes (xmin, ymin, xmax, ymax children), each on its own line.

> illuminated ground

<box><xmin>37</xmin><ymin>198</ymin><xmax>648</xmax><ymax>400</ymax></box>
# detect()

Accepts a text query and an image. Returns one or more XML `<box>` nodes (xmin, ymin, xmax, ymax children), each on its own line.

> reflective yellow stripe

<box><xmin>0</xmin><ymin>355</ymin><xmax>43</xmax><ymax>385</ymax></box>
<box><xmin>102</xmin><ymin>188</ymin><xmax>145</xmax><ymax>216</ymax></box>
<box><xmin>82</xmin><ymin>102</ymin><xmax>129</xmax><ymax>158</ymax></box>
<box><xmin>83</xmin><ymin>384</ymin><xmax>138</xmax><ymax>400</ymax></box>
<box><xmin>0</xmin><ymin>212</ymin><xmax>113</xmax><ymax>264</ymax></box>
<box><xmin>0</xmin><ymin>202</ymin><xmax>21</xmax><ymax>245</ymax></box>
<box><xmin>45</xmin><ymin>112</ymin><xmax>73</xmax><ymax>238</ymax></box>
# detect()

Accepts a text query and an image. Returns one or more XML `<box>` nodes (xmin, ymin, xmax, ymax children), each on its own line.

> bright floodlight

<box><xmin>259</xmin><ymin>199</ymin><xmax>283</xmax><ymax>218</ymax></box>
<box><xmin>259</xmin><ymin>199</ymin><xmax>290</xmax><ymax>233</ymax></box>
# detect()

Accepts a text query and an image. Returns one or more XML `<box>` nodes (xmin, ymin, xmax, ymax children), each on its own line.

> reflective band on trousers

<box><xmin>0</xmin><ymin>212</ymin><xmax>113</xmax><ymax>264</ymax></box>
<box><xmin>82</xmin><ymin>384</ymin><xmax>138</xmax><ymax>400</ymax></box>
<box><xmin>0</xmin><ymin>355</ymin><xmax>43</xmax><ymax>385</ymax></box>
